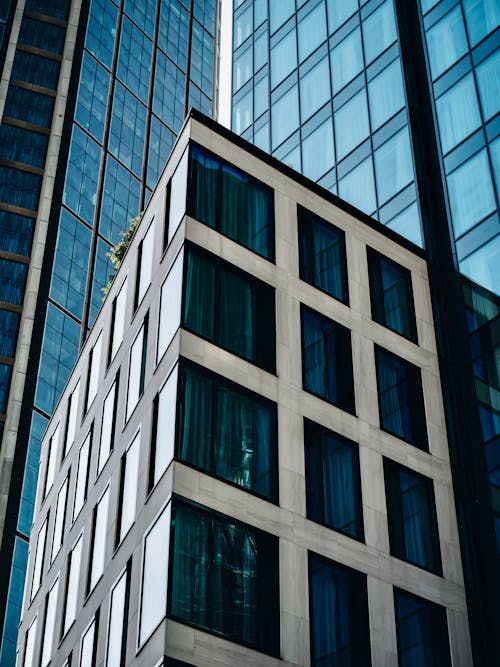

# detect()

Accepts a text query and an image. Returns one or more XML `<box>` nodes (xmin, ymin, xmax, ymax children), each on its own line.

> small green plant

<box><xmin>102</xmin><ymin>211</ymin><xmax>143</xmax><ymax>296</ymax></box>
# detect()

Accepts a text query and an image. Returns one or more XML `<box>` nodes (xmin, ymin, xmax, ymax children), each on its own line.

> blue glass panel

<box><xmin>0</xmin><ymin>309</ymin><xmax>20</xmax><ymax>358</ymax></box>
<box><xmin>190</xmin><ymin>20</ymin><xmax>214</xmax><ymax>95</ymax></box>
<box><xmin>0</xmin><ymin>166</ymin><xmax>41</xmax><ymax>211</ymax></box>
<box><xmin>298</xmin><ymin>3</ymin><xmax>327</xmax><ymax>62</ymax></box>
<box><xmin>491</xmin><ymin>135</ymin><xmax>500</xmax><ymax>194</ymax></box>
<box><xmin>426</xmin><ymin>7</ymin><xmax>468</xmax><ymax>80</ymax></box>
<box><xmin>300</xmin><ymin>57</ymin><xmax>330</xmax><ymax>121</ymax></box>
<box><xmin>0</xmin><ymin>1</ymin><xmax>10</xmax><ymax>22</ymax></box>
<box><xmin>368</xmin><ymin>57</ymin><xmax>405</xmax><ymax>130</ymax></box>
<box><xmin>124</xmin><ymin>0</ymin><xmax>156</xmax><ymax>36</ymax></box>
<box><xmin>188</xmin><ymin>84</ymin><xmax>212</xmax><ymax>116</ymax></box>
<box><xmin>100</xmin><ymin>156</ymin><xmax>141</xmax><ymax>245</ymax></box>
<box><xmin>254</xmin><ymin>0</ymin><xmax>267</xmax><ymax>28</ymax></box>
<box><xmin>63</xmin><ymin>125</ymin><xmax>101</xmax><ymax>224</ymax></box>
<box><xmin>460</xmin><ymin>237</ymin><xmax>500</xmax><ymax>294</ymax></box>
<box><xmin>254</xmin><ymin>123</ymin><xmax>269</xmax><ymax>152</ymax></box>
<box><xmin>463</xmin><ymin>0</ymin><xmax>500</xmax><ymax>46</ymax></box>
<box><xmin>0</xmin><ymin>258</ymin><xmax>28</xmax><ymax>305</ymax></box>
<box><xmin>386</xmin><ymin>201</ymin><xmax>424</xmax><ymax>247</ymax></box>
<box><xmin>89</xmin><ymin>238</ymin><xmax>113</xmax><ymax>326</ymax></box>
<box><xmin>0</xmin><ymin>123</ymin><xmax>49</xmax><ymax>167</ymax></box>
<box><xmin>436</xmin><ymin>74</ymin><xmax>481</xmax><ymax>154</ymax></box>
<box><xmin>0</xmin><ymin>538</ymin><xmax>29</xmax><ymax>667</ymax></box>
<box><xmin>362</xmin><ymin>0</ymin><xmax>397</xmax><ymax>64</ymax></box>
<box><xmin>271</xmin><ymin>28</ymin><xmax>296</xmax><ymax>88</ymax></box>
<box><xmin>35</xmin><ymin>304</ymin><xmax>80</xmax><ymax>415</ymax></box>
<box><xmin>109</xmin><ymin>83</ymin><xmax>147</xmax><ymax>176</ymax></box>
<box><xmin>335</xmin><ymin>88</ymin><xmax>369</xmax><ymax>159</ymax></box>
<box><xmin>118</xmin><ymin>17</ymin><xmax>153</xmax><ymax>100</ymax></box>
<box><xmin>447</xmin><ymin>149</ymin><xmax>496</xmax><ymax>237</ymax></box>
<box><xmin>420</xmin><ymin>0</ymin><xmax>440</xmax><ymax>14</ymax></box>
<box><xmin>331</xmin><ymin>27</ymin><xmax>363</xmax><ymax>94</ymax></box>
<box><xmin>25</xmin><ymin>0</ymin><xmax>69</xmax><ymax>20</ymax></box>
<box><xmin>159</xmin><ymin>0</ymin><xmax>189</xmax><ymax>70</ymax></box>
<box><xmin>374</xmin><ymin>127</ymin><xmax>414</xmax><ymax>204</ymax></box>
<box><xmin>0</xmin><ymin>211</ymin><xmax>34</xmax><ymax>255</ymax></box>
<box><xmin>49</xmin><ymin>210</ymin><xmax>91</xmax><ymax>319</ymax></box>
<box><xmin>148</xmin><ymin>116</ymin><xmax>175</xmax><ymax>188</ymax></box>
<box><xmin>269</xmin><ymin>0</ymin><xmax>294</xmax><ymax>33</ymax></box>
<box><xmin>233</xmin><ymin>88</ymin><xmax>253</xmax><ymax>134</ymax></box>
<box><xmin>75</xmin><ymin>53</ymin><xmax>110</xmax><ymax>142</ymax></box>
<box><xmin>18</xmin><ymin>16</ymin><xmax>66</xmax><ymax>54</ymax></box>
<box><xmin>11</xmin><ymin>51</ymin><xmax>60</xmax><ymax>88</ymax></box>
<box><xmin>302</xmin><ymin>118</ymin><xmax>335</xmax><ymax>181</ymax></box>
<box><xmin>154</xmin><ymin>50</ymin><xmax>185</xmax><ymax>131</ymax></box>
<box><xmin>338</xmin><ymin>156</ymin><xmax>376</xmax><ymax>214</ymax></box>
<box><xmin>234</xmin><ymin>45</ymin><xmax>252</xmax><ymax>93</ymax></box>
<box><xmin>85</xmin><ymin>0</ymin><xmax>118</xmax><ymax>69</ymax></box>
<box><xmin>17</xmin><ymin>412</ymin><xmax>47</xmax><ymax>536</ymax></box>
<box><xmin>234</xmin><ymin>3</ymin><xmax>252</xmax><ymax>47</ymax></box>
<box><xmin>476</xmin><ymin>50</ymin><xmax>500</xmax><ymax>122</ymax></box>
<box><xmin>271</xmin><ymin>85</ymin><xmax>299</xmax><ymax>148</ymax></box>
<box><xmin>254</xmin><ymin>31</ymin><xmax>267</xmax><ymax>73</ymax></box>
<box><xmin>4</xmin><ymin>85</ymin><xmax>55</xmax><ymax>127</ymax></box>
<box><xmin>326</xmin><ymin>0</ymin><xmax>358</xmax><ymax>33</ymax></box>
<box><xmin>254</xmin><ymin>75</ymin><xmax>268</xmax><ymax>118</ymax></box>
<box><xmin>0</xmin><ymin>364</ymin><xmax>13</xmax><ymax>412</ymax></box>
<box><xmin>194</xmin><ymin>0</ymin><xmax>216</xmax><ymax>35</ymax></box>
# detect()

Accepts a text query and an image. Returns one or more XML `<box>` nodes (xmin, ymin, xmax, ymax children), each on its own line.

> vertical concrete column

<box><xmin>280</xmin><ymin>540</ymin><xmax>310</xmax><ymax>666</ymax></box>
<box><xmin>367</xmin><ymin>577</ymin><xmax>398</xmax><ymax>667</ymax></box>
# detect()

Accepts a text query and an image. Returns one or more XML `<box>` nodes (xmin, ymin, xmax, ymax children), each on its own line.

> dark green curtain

<box><xmin>376</xmin><ymin>348</ymin><xmax>411</xmax><ymax>441</ymax></box>
<box><xmin>188</xmin><ymin>145</ymin><xmax>219</xmax><ymax>229</ymax></box>
<box><xmin>183</xmin><ymin>250</ymin><xmax>216</xmax><ymax>340</ymax></box>
<box><xmin>177</xmin><ymin>366</ymin><xmax>214</xmax><ymax>470</ymax></box>
<box><xmin>218</xmin><ymin>266</ymin><xmax>254</xmax><ymax>360</ymax></box>
<box><xmin>302</xmin><ymin>307</ymin><xmax>337</xmax><ymax>402</ymax></box>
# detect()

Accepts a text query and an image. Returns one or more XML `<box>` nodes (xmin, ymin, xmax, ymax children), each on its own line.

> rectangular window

<box><xmin>150</xmin><ymin>366</ymin><xmax>178</xmax><ymax>488</ymax></box>
<box><xmin>175</xmin><ymin>361</ymin><xmax>278</xmax><ymax>501</ymax></box>
<box><xmin>105</xmin><ymin>563</ymin><xmax>130</xmax><ymax>667</ymax></box>
<box><xmin>167</xmin><ymin>147</ymin><xmax>188</xmax><ymax>245</ymax></box>
<box><xmin>298</xmin><ymin>206</ymin><xmax>348</xmax><ymax>303</ymax></box>
<box><xmin>30</xmin><ymin>516</ymin><xmax>48</xmax><ymax>600</ymax></box>
<box><xmin>51</xmin><ymin>475</ymin><xmax>69</xmax><ymax>562</ymax></box>
<box><xmin>126</xmin><ymin>314</ymin><xmax>148</xmax><ymax>421</ymax></box>
<box><xmin>157</xmin><ymin>248</ymin><xmax>184</xmax><ymax>362</ymax></box>
<box><xmin>44</xmin><ymin>421</ymin><xmax>60</xmax><ymax>497</ymax></box>
<box><xmin>88</xmin><ymin>486</ymin><xmax>110</xmax><ymax>593</ymax></box>
<box><xmin>62</xmin><ymin>532</ymin><xmax>83</xmax><ymax>636</ymax></box>
<box><xmin>169</xmin><ymin>500</ymin><xmax>280</xmax><ymax>655</ymax></box>
<box><xmin>394</xmin><ymin>588</ymin><xmax>451</xmax><ymax>666</ymax></box>
<box><xmin>64</xmin><ymin>379</ymin><xmax>80</xmax><ymax>457</ymax></box>
<box><xmin>73</xmin><ymin>428</ymin><xmax>92</xmax><ymax>522</ymax></box>
<box><xmin>308</xmin><ymin>552</ymin><xmax>371</xmax><ymax>666</ymax></box>
<box><xmin>97</xmin><ymin>375</ymin><xmax>118</xmax><ymax>475</ymax></box>
<box><xmin>40</xmin><ymin>576</ymin><xmax>59</xmax><ymax>667</ymax></box>
<box><xmin>79</xmin><ymin>613</ymin><xmax>98</xmax><ymax>667</ymax></box>
<box><xmin>187</xmin><ymin>144</ymin><xmax>274</xmax><ymax>260</ymax></box>
<box><xmin>304</xmin><ymin>419</ymin><xmax>363</xmax><ymax>539</ymax></box>
<box><xmin>182</xmin><ymin>245</ymin><xmax>276</xmax><ymax>372</ymax></box>
<box><xmin>368</xmin><ymin>249</ymin><xmax>417</xmax><ymax>341</ymax></box>
<box><xmin>375</xmin><ymin>346</ymin><xmax>427</xmax><ymax>449</ymax></box>
<box><xmin>86</xmin><ymin>332</ymin><xmax>103</xmax><ymax>411</ymax></box>
<box><xmin>301</xmin><ymin>305</ymin><xmax>355</xmax><ymax>412</ymax></box>
<box><xmin>135</xmin><ymin>220</ymin><xmax>155</xmax><ymax>308</ymax></box>
<box><xmin>23</xmin><ymin>615</ymin><xmax>38</xmax><ymax>667</ymax></box>
<box><xmin>384</xmin><ymin>460</ymin><xmax>441</xmax><ymax>573</ymax></box>
<box><xmin>108</xmin><ymin>278</ymin><xmax>127</xmax><ymax>364</ymax></box>
<box><xmin>116</xmin><ymin>432</ymin><xmax>140</xmax><ymax>544</ymax></box>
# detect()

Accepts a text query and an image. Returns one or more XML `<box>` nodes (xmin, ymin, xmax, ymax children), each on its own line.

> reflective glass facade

<box><xmin>0</xmin><ymin>0</ymin><xmax>219</xmax><ymax>662</ymax></box>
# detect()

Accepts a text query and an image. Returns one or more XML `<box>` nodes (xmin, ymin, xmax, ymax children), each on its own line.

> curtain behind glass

<box><xmin>183</xmin><ymin>249</ymin><xmax>216</xmax><ymax>340</ymax></box>
<box><xmin>177</xmin><ymin>366</ymin><xmax>213</xmax><ymax>469</ymax></box>
<box><xmin>188</xmin><ymin>145</ymin><xmax>219</xmax><ymax>229</ymax></box>
<box><xmin>314</xmin><ymin>221</ymin><xmax>345</xmax><ymax>300</ymax></box>
<box><xmin>400</xmin><ymin>470</ymin><xmax>436</xmax><ymax>570</ymax></box>
<box><xmin>302</xmin><ymin>308</ymin><xmax>338</xmax><ymax>402</ymax></box>
<box><xmin>381</xmin><ymin>258</ymin><xmax>405</xmax><ymax>334</ymax></box>
<box><xmin>377</xmin><ymin>350</ymin><xmax>411</xmax><ymax>440</ymax></box>
<box><xmin>323</xmin><ymin>438</ymin><xmax>359</xmax><ymax>537</ymax></box>
<box><xmin>218</xmin><ymin>267</ymin><xmax>254</xmax><ymax>359</ymax></box>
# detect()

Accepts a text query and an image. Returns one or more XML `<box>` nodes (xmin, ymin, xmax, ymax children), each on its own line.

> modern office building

<box><xmin>16</xmin><ymin>110</ymin><xmax>472</xmax><ymax>667</ymax></box>
<box><xmin>232</xmin><ymin>1</ymin><xmax>499</xmax><ymax>663</ymax></box>
<box><xmin>0</xmin><ymin>1</ymin><xmax>219</xmax><ymax>663</ymax></box>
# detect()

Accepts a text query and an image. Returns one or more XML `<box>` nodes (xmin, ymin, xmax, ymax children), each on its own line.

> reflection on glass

<box><xmin>463</xmin><ymin>0</ymin><xmax>500</xmax><ymax>46</ymax></box>
<box><xmin>302</xmin><ymin>119</ymin><xmax>335</xmax><ymax>181</ymax></box>
<box><xmin>298</xmin><ymin>3</ymin><xmax>326</xmax><ymax>62</ymax></box>
<box><xmin>426</xmin><ymin>7</ymin><xmax>468</xmax><ymax>80</ymax></box>
<box><xmin>272</xmin><ymin>85</ymin><xmax>299</xmax><ymax>148</ymax></box>
<box><xmin>331</xmin><ymin>27</ymin><xmax>363</xmax><ymax>93</ymax></box>
<box><xmin>476</xmin><ymin>50</ymin><xmax>500</xmax><ymax>121</ymax></box>
<box><xmin>362</xmin><ymin>0</ymin><xmax>397</xmax><ymax>64</ymax></box>
<box><xmin>436</xmin><ymin>74</ymin><xmax>481</xmax><ymax>153</ymax></box>
<box><xmin>374</xmin><ymin>127</ymin><xmax>414</xmax><ymax>204</ymax></box>
<box><xmin>335</xmin><ymin>88</ymin><xmax>369</xmax><ymax>159</ymax></box>
<box><xmin>271</xmin><ymin>29</ymin><xmax>296</xmax><ymax>87</ymax></box>
<box><xmin>338</xmin><ymin>157</ymin><xmax>376</xmax><ymax>214</ymax></box>
<box><xmin>300</xmin><ymin>58</ymin><xmax>330</xmax><ymax>120</ymax></box>
<box><xmin>368</xmin><ymin>58</ymin><xmax>405</xmax><ymax>130</ymax></box>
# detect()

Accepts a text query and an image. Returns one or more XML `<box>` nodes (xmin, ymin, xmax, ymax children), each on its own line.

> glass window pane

<box><xmin>270</xmin><ymin>0</ymin><xmax>294</xmax><ymax>33</ymax></box>
<box><xmin>374</xmin><ymin>127</ymin><xmax>414</xmax><ymax>204</ymax></box>
<box><xmin>335</xmin><ymin>88</ymin><xmax>369</xmax><ymax>159</ymax></box>
<box><xmin>302</xmin><ymin>118</ymin><xmax>335</xmax><ymax>181</ymax></box>
<box><xmin>63</xmin><ymin>126</ymin><xmax>101</xmax><ymax>226</ymax></box>
<box><xmin>73</xmin><ymin>432</ymin><xmax>91</xmax><ymax>522</ymax></box>
<box><xmin>98</xmin><ymin>380</ymin><xmax>117</xmax><ymax>474</ymax></box>
<box><xmin>234</xmin><ymin>44</ymin><xmax>252</xmax><ymax>92</ymax></box>
<box><xmin>79</xmin><ymin>617</ymin><xmax>96</xmax><ymax>667</ymax></box>
<box><xmin>254</xmin><ymin>74</ymin><xmax>268</xmax><ymax>117</ymax></box>
<box><xmin>109</xmin><ymin>83</ymin><xmax>146</xmax><ymax>176</ymax></box>
<box><xmin>4</xmin><ymin>85</ymin><xmax>55</xmax><ymax>128</ymax></box>
<box><xmin>0</xmin><ymin>309</ymin><xmax>20</xmax><ymax>359</ymax></box>
<box><xmin>40</xmin><ymin>577</ymin><xmax>59</xmax><ymax>667</ymax></box>
<box><xmin>300</xmin><ymin>57</ymin><xmax>330</xmax><ymax>121</ymax></box>
<box><xmin>64</xmin><ymin>380</ymin><xmax>80</xmax><ymax>457</ymax></box>
<box><xmin>63</xmin><ymin>533</ymin><xmax>83</xmax><ymax>635</ymax></box>
<box><xmin>298</xmin><ymin>3</ymin><xmax>327</xmax><ymax>61</ymax></box>
<box><xmin>331</xmin><ymin>27</ymin><xmax>363</xmax><ymax>94</ymax></box>
<box><xmin>86</xmin><ymin>332</ymin><xmax>102</xmax><ymax>411</ymax></box>
<box><xmin>30</xmin><ymin>518</ymin><xmax>47</xmax><ymax>600</ymax></box>
<box><xmin>368</xmin><ymin>57</ymin><xmax>405</xmax><ymax>130</ymax></box>
<box><xmin>158</xmin><ymin>251</ymin><xmax>183</xmax><ymax>361</ymax></box>
<box><xmin>476</xmin><ymin>50</ymin><xmax>500</xmax><ymax>122</ymax></box>
<box><xmin>338</xmin><ymin>156</ymin><xmax>376</xmax><ymax>214</ymax></box>
<box><xmin>426</xmin><ymin>7</ymin><xmax>468</xmax><ymax>80</ymax></box>
<box><xmin>43</xmin><ymin>421</ymin><xmax>60</xmax><ymax>497</ymax></box>
<box><xmin>23</xmin><ymin>616</ymin><xmax>37</xmax><ymax>667</ymax></box>
<box><xmin>153</xmin><ymin>366</ymin><xmax>178</xmax><ymax>486</ymax></box>
<box><xmin>106</xmin><ymin>569</ymin><xmax>128</xmax><ymax>667</ymax></box>
<box><xmin>136</xmin><ymin>220</ymin><xmax>155</xmax><ymax>306</ymax></box>
<box><xmin>100</xmin><ymin>157</ymin><xmax>141</xmax><ymax>246</ymax></box>
<box><xmin>326</xmin><ymin>0</ymin><xmax>358</xmax><ymax>33</ymax></box>
<box><xmin>0</xmin><ymin>210</ymin><xmax>35</xmax><ymax>256</ymax></box>
<box><xmin>85</xmin><ymin>0</ymin><xmax>117</xmax><ymax>68</ymax></box>
<box><xmin>447</xmin><ymin>149</ymin><xmax>496</xmax><ymax>237</ymax></box>
<box><xmin>386</xmin><ymin>202</ymin><xmax>423</xmax><ymax>247</ymax></box>
<box><xmin>459</xmin><ymin>236</ymin><xmax>500</xmax><ymax>294</ymax></box>
<box><xmin>436</xmin><ymin>74</ymin><xmax>481</xmax><ymax>154</ymax></box>
<box><xmin>110</xmin><ymin>278</ymin><xmax>127</xmax><ymax>362</ymax></box>
<box><xmin>272</xmin><ymin>85</ymin><xmax>299</xmax><ymax>148</ymax></box>
<box><xmin>89</xmin><ymin>487</ymin><xmax>110</xmax><ymax>592</ymax></box>
<box><xmin>126</xmin><ymin>318</ymin><xmax>147</xmax><ymax>421</ymax></box>
<box><xmin>362</xmin><ymin>0</ymin><xmax>397</xmax><ymax>64</ymax></box>
<box><xmin>117</xmin><ymin>17</ymin><xmax>152</xmax><ymax>100</ymax></box>
<box><xmin>51</xmin><ymin>476</ymin><xmax>68</xmax><ymax>562</ymax></box>
<box><xmin>118</xmin><ymin>432</ymin><xmax>140</xmax><ymax>542</ymax></box>
<box><xmin>271</xmin><ymin>29</ymin><xmax>297</xmax><ymax>88</ymax></box>
<box><xmin>168</xmin><ymin>147</ymin><xmax>188</xmax><ymax>244</ymax></box>
<box><xmin>75</xmin><ymin>53</ymin><xmax>109</xmax><ymax>143</ymax></box>
<box><xmin>234</xmin><ymin>4</ymin><xmax>252</xmax><ymax>47</ymax></box>
<box><xmin>463</xmin><ymin>0</ymin><xmax>500</xmax><ymax>46</ymax></box>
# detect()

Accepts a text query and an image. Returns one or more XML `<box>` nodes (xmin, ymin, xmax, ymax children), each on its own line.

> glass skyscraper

<box><xmin>0</xmin><ymin>0</ymin><xmax>219</xmax><ymax>663</ymax></box>
<box><xmin>232</xmin><ymin>0</ymin><xmax>498</xmax><ymax>663</ymax></box>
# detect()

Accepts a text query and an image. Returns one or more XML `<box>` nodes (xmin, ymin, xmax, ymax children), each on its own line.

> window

<box><xmin>139</xmin><ymin>503</ymin><xmax>171</xmax><ymax>646</ymax></box>
<box><xmin>368</xmin><ymin>58</ymin><xmax>405</xmax><ymax>130</ymax></box>
<box><xmin>271</xmin><ymin>85</ymin><xmax>299</xmax><ymax>149</ymax></box>
<box><xmin>40</xmin><ymin>577</ymin><xmax>59</xmax><ymax>667</ymax></box>
<box><xmin>394</xmin><ymin>589</ymin><xmax>451</xmax><ymax>666</ymax></box>
<box><xmin>271</xmin><ymin>28</ymin><xmax>297</xmax><ymax>87</ymax></box>
<box><xmin>64</xmin><ymin>380</ymin><xmax>80</xmax><ymax>457</ymax></box>
<box><xmin>331</xmin><ymin>27</ymin><xmax>363</xmax><ymax>94</ymax></box>
<box><xmin>436</xmin><ymin>75</ymin><xmax>481</xmax><ymax>154</ymax></box>
<box><xmin>374</xmin><ymin>127</ymin><xmax>414</xmax><ymax>204</ymax></box>
<box><xmin>109</xmin><ymin>279</ymin><xmax>127</xmax><ymax>363</ymax></box>
<box><xmin>167</xmin><ymin>147</ymin><xmax>189</xmax><ymax>245</ymax></box>
<box><xmin>298</xmin><ymin>3</ymin><xmax>326</xmax><ymax>62</ymax></box>
<box><xmin>44</xmin><ymin>422</ymin><xmax>60</xmax><ymax>497</ymax></box>
<box><xmin>157</xmin><ymin>249</ymin><xmax>183</xmax><ymax>362</ymax></box>
<box><xmin>338</xmin><ymin>156</ymin><xmax>376</xmax><ymax>215</ymax></box>
<box><xmin>301</xmin><ymin>305</ymin><xmax>355</xmax><ymax>412</ymax></box>
<box><xmin>362</xmin><ymin>0</ymin><xmax>397</xmax><ymax>64</ymax></box>
<box><xmin>308</xmin><ymin>553</ymin><xmax>371</xmax><ymax>666</ymax></box>
<box><xmin>88</xmin><ymin>486</ymin><xmax>110</xmax><ymax>593</ymax></box>
<box><xmin>23</xmin><ymin>615</ymin><xmax>38</xmax><ymax>667</ymax></box>
<box><xmin>126</xmin><ymin>315</ymin><xmax>148</xmax><ymax>421</ymax></box>
<box><xmin>385</xmin><ymin>460</ymin><xmax>441</xmax><ymax>572</ymax></box>
<box><xmin>30</xmin><ymin>517</ymin><xmax>48</xmax><ymax>600</ymax></box>
<box><xmin>51</xmin><ymin>475</ymin><xmax>69</xmax><ymax>562</ymax></box>
<box><xmin>62</xmin><ymin>533</ymin><xmax>83</xmax><ymax>636</ymax></box>
<box><xmin>368</xmin><ymin>249</ymin><xmax>417</xmax><ymax>341</ymax></box>
<box><xmin>463</xmin><ymin>0</ymin><xmax>500</xmax><ymax>46</ymax></box>
<box><xmin>86</xmin><ymin>332</ymin><xmax>102</xmax><ymax>412</ymax></box>
<box><xmin>105</xmin><ymin>564</ymin><xmax>130</xmax><ymax>667</ymax></box>
<box><xmin>135</xmin><ymin>221</ymin><xmax>155</xmax><ymax>308</ymax></box>
<box><xmin>298</xmin><ymin>206</ymin><xmax>348</xmax><ymax>303</ymax></box>
<box><xmin>97</xmin><ymin>377</ymin><xmax>118</xmax><ymax>475</ymax></box>
<box><xmin>150</xmin><ymin>366</ymin><xmax>178</xmax><ymax>488</ymax></box>
<box><xmin>375</xmin><ymin>347</ymin><xmax>427</xmax><ymax>448</ymax></box>
<box><xmin>187</xmin><ymin>145</ymin><xmax>274</xmax><ymax>260</ymax></box>
<box><xmin>426</xmin><ymin>7</ymin><xmax>468</xmax><ymax>80</ymax></box>
<box><xmin>302</xmin><ymin>119</ymin><xmax>335</xmax><ymax>181</ymax></box>
<box><xmin>169</xmin><ymin>500</ymin><xmax>280</xmax><ymax>655</ymax></box>
<box><xmin>183</xmin><ymin>245</ymin><xmax>276</xmax><ymax>372</ymax></box>
<box><xmin>175</xmin><ymin>361</ymin><xmax>278</xmax><ymax>501</ymax></box>
<box><xmin>304</xmin><ymin>420</ymin><xmax>363</xmax><ymax>539</ymax></box>
<box><xmin>80</xmin><ymin>614</ymin><xmax>98</xmax><ymax>667</ymax></box>
<box><xmin>73</xmin><ymin>429</ymin><xmax>91</xmax><ymax>522</ymax></box>
<box><xmin>300</xmin><ymin>57</ymin><xmax>330</xmax><ymax>121</ymax></box>
<box><xmin>116</xmin><ymin>432</ymin><xmax>140</xmax><ymax>544</ymax></box>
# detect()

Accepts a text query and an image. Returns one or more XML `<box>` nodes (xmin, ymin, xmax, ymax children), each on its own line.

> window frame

<box><xmin>85</xmin><ymin>331</ymin><xmax>103</xmax><ymax>413</ymax></box>
<box><xmin>105</xmin><ymin>561</ymin><xmax>131</xmax><ymax>667</ymax></box>
<box><xmin>72</xmin><ymin>426</ymin><xmax>92</xmax><ymax>523</ymax></box>
<box><xmin>86</xmin><ymin>484</ymin><xmax>111</xmax><ymax>595</ymax></box>
<box><xmin>108</xmin><ymin>277</ymin><xmax>128</xmax><ymax>366</ymax></box>
<box><xmin>64</xmin><ymin>379</ymin><xmax>80</xmax><ymax>458</ymax></box>
<box><xmin>61</xmin><ymin>531</ymin><xmax>84</xmax><ymax>638</ymax></box>
<box><xmin>50</xmin><ymin>473</ymin><xmax>69</xmax><ymax>563</ymax></box>
<box><xmin>115</xmin><ymin>429</ymin><xmax>141</xmax><ymax>546</ymax></box>
<box><xmin>134</xmin><ymin>218</ymin><xmax>155</xmax><ymax>310</ymax></box>
<box><xmin>125</xmin><ymin>312</ymin><xmax>149</xmax><ymax>422</ymax></box>
<box><xmin>97</xmin><ymin>372</ymin><xmax>119</xmax><ymax>477</ymax></box>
